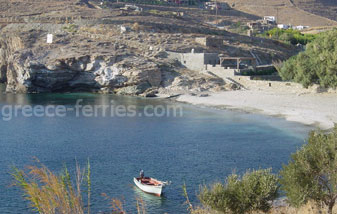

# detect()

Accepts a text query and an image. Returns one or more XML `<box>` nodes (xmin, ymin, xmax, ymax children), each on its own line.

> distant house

<box><xmin>247</xmin><ymin>20</ymin><xmax>275</xmax><ymax>34</ymax></box>
<box><xmin>264</xmin><ymin>16</ymin><xmax>276</xmax><ymax>22</ymax></box>
<box><xmin>120</xmin><ymin>4</ymin><xmax>143</xmax><ymax>12</ymax></box>
<box><xmin>277</xmin><ymin>24</ymin><xmax>290</xmax><ymax>29</ymax></box>
<box><xmin>264</xmin><ymin>16</ymin><xmax>276</xmax><ymax>23</ymax></box>
<box><xmin>204</xmin><ymin>2</ymin><xmax>230</xmax><ymax>10</ymax></box>
<box><xmin>247</xmin><ymin>21</ymin><xmax>261</xmax><ymax>29</ymax></box>
<box><xmin>293</xmin><ymin>25</ymin><xmax>309</xmax><ymax>30</ymax></box>
<box><xmin>167</xmin><ymin>51</ymin><xmax>258</xmax><ymax>77</ymax></box>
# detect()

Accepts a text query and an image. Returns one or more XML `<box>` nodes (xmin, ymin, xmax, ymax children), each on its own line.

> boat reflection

<box><xmin>132</xmin><ymin>185</ymin><xmax>167</xmax><ymax>207</ymax></box>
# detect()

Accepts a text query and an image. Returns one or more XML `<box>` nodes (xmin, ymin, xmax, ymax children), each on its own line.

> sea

<box><xmin>0</xmin><ymin>91</ymin><xmax>312</xmax><ymax>214</ymax></box>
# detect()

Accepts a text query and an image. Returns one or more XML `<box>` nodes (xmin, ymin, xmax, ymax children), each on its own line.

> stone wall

<box><xmin>181</xmin><ymin>53</ymin><xmax>205</xmax><ymax>72</ymax></box>
<box><xmin>206</xmin><ymin>65</ymin><xmax>236</xmax><ymax>78</ymax></box>
<box><xmin>231</xmin><ymin>76</ymin><xmax>337</xmax><ymax>94</ymax></box>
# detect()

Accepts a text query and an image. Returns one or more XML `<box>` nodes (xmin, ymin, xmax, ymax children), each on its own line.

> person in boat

<box><xmin>140</xmin><ymin>170</ymin><xmax>144</xmax><ymax>179</ymax></box>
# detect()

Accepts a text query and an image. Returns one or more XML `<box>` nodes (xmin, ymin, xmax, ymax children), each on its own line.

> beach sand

<box><xmin>177</xmin><ymin>90</ymin><xmax>337</xmax><ymax>129</ymax></box>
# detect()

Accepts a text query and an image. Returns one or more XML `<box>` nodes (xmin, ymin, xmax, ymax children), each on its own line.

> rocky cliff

<box><xmin>5</xmin><ymin>51</ymin><xmax>162</xmax><ymax>94</ymax></box>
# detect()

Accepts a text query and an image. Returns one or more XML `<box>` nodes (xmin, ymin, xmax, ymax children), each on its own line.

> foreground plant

<box><xmin>11</xmin><ymin>160</ymin><xmax>90</xmax><ymax>214</ymax></box>
<box><xmin>183</xmin><ymin>183</ymin><xmax>219</xmax><ymax>214</ymax></box>
<box><xmin>280</xmin><ymin>125</ymin><xmax>337</xmax><ymax>214</ymax></box>
<box><xmin>198</xmin><ymin>169</ymin><xmax>279</xmax><ymax>214</ymax></box>
<box><xmin>101</xmin><ymin>193</ymin><xmax>146</xmax><ymax>214</ymax></box>
<box><xmin>11</xmin><ymin>159</ymin><xmax>146</xmax><ymax>214</ymax></box>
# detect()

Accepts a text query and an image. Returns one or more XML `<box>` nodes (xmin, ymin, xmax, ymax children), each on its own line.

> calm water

<box><xmin>0</xmin><ymin>92</ymin><xmax>312</xmax><ymax>214</ymax></box>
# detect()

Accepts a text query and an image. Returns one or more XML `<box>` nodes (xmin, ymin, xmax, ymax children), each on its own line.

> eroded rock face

<box><xmin>0</xmin><ymin>49</ymin><xmax>7</xmax><ymax>83</ymax></box>
<box><xmin>0</xmin><ymin>35</ymin><xmax>25</xmax><ymax>83</ymax></box>
<box><xmin>0</xmin><ymin>27</ymin><xmax>165</xmax><ymax>95</ymax></box>
<box><xmin>3</xmin><ymin>46</ymin><xmax>162</xmax><ymax>95</ymax></box>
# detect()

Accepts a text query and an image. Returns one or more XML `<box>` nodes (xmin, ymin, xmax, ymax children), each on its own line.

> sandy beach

<box><xmin>177</xmin><ymin>89</ymin><xmax>337</xmax><ymax>129</ymax></box>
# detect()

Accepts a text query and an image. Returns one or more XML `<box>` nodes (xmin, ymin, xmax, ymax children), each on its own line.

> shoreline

<box><xmin>1</xmin><ymin>82</ymin><xmax>336</xmax><ymax>130</ymax></box>
<box><xmin>175</xmin><ymin>89</ymin><xmax>337</xmax><ymax>130</ymax></box>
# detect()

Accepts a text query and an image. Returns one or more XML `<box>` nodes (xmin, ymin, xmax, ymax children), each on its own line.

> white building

<box><xmin>264</xmin><ymin>16</ymin><xmax>276</xmax><ymax>23</ymax></box>
<box><xmin>277</xmin><ymin>24</ymin><xmax>290</xmax><ymax>29</ymax></box>
<box><xmin>293</xmin><ymin>25</ymin><xmax>309</xmax><ymax>30</ymax></box>
<box><xmin>204</xmin><ymin>2</ymin><xmax>230</xmax><ymax>10</ymax></box>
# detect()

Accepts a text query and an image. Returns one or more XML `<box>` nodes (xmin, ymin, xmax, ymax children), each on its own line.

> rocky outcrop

<box><xmin>0</xmin><ymin>35</ymin><xmax>25</xmax><ymax>83</ymax></box>
<box><xmin>5</xmin><ymin>51</ymin><xmax>162</xmax><ymax>94</ymax></box>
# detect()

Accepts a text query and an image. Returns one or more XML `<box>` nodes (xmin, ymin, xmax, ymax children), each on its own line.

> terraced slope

<box><xmin>293</xmin><ymin>0</ymin><xmax>337</xmax><ymax>22</ymax></box>
<box><xmin>221</xmin><ymin>0</ymin><xmax>337</xmax><ymax>27</ymax></box>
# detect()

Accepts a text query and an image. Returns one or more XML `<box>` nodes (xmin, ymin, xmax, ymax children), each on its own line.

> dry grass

<box><xmin>11</xmin><ymin>161</ymin><xmax>87</xmax><ymax>214</ymax></box>
<box><xmin>136</xmin><ymin>197</ymin><xmax>146</xmax><ymax>214</ymax></box>
<box><xmin>11</xmin><ymin>160</ymin><xmax>146</xmax><ymax>214</ymax></box>
<box><xmin>183</xmin><ymin>183</ymin><xmax>221</xmax><ymax>214</ymax></box>
<box><xmin>132</xmin><ymin>22</ymin><xmax>140</xmax><ymax>32</ymax></box>
<box><xmin>79</xmin><ymin>25</ymin><xmax>117</xmax><ymax>37</ymax></box>
<box><xmin>101</xmin><ymin>193</ymin><xmax>146</xmax><ymax>214</ymax></box>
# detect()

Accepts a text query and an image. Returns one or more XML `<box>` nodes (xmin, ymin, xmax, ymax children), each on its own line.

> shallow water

<box><xmin>0</xmin><ymin>92</ymin><xmax>312</xmax><ymax>214</ymax></box>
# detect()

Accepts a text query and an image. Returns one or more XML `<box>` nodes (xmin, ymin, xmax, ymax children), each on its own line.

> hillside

<box><xmin>0</xmin><ymin>0</ymin><xmax>296</xmax><ymax>59</ymax></box>
<box><xmin>293</xmin><ymin>0</ymin><xmax>337</xmax><ymax>22</ymax></box>
<box><xmin>221</xmin><ymin>0</ymin><xmax>337</xmax><ymax>27</ymax></box>
<box><xmin>0</xmin><ymin>0</ymin><xmax>299</xmax><ymax>95</ymax></box>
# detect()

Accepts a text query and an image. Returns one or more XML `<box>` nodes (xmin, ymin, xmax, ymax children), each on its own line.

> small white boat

<box><xmin>133</xmin><ymin>177</ymin><xmax>168</xmax><ymax>196</ymax></box>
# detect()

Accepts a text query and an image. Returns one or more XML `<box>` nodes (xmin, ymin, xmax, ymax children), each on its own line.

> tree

<box><xmin>280</xmin><ymin>125</ymin><xmax>337</xmax><ymax>214</ymax></box>
<box><xmin>198</xmin><ymin>169</ymin><xmax>279</xmax><ymax>214</ymax></box>
<box><xmin>279</xmin><ymin>29</ymin><xmax>337</xmax><ymax>88</ymax></box>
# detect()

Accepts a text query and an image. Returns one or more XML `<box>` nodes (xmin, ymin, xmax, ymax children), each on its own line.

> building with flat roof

<box><xmin>167</xmin><ymin>51</ymin><xmax>258</xmax><ymax>77</ymax></box>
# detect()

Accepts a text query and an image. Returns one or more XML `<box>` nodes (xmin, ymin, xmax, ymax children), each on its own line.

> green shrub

<box><xmin>280</xmin><ymin>125</ymin><xmax>337</xmax><ymax>214</ymax></box>
<box><xmin>260</xmin><ymin>28</ymin><xmax>316</xmax><ymax>45</ymax></box>
<box><xmin>279</xmin><ymin>29</ymin><xmax>337</xmax><ymax>88</ymax></box>
<box><xmin>62</xmin><ymin>24</ymin><xmax>78</xmax><ymax>33</ymax></box>
<box><xmin>229</xmin><ymin>22</ymin><xmax>249</xmax><ymax>35</ymax></box>
<box><xmin>198</xmin><ymin>169</ymin><xmax>279</xmax><ymax>214</ymax></box>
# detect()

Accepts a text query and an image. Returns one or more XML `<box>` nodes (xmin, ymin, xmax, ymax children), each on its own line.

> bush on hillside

<box><xmin>198</xmin><ymin>169</ymin><xmax>279</xmax><ymax>214</ymax></box>
<box><xmin>280</xmin><ymin>125</ymin><xmax>337</xmax><ymax>214</ymax></box>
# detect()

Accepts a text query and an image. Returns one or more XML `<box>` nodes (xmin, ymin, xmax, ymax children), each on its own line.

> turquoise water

<box><xmin>0</xmin><ymin>92</ymin><xmax>312</xmax><ymax>214</ymax></box>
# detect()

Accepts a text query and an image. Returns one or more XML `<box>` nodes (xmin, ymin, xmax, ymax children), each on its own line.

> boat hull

<box><xmin>133</xmin><ymin>177</ymin><xmax>163</xmax><ymax>196</ymax></box>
